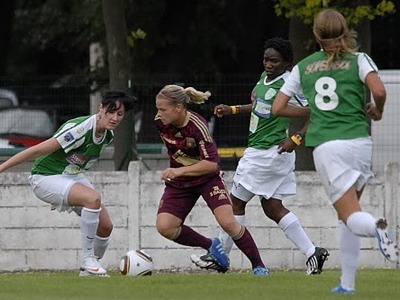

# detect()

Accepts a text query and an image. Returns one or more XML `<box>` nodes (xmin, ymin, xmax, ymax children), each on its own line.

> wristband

<box><xmin>291</xmin><ymin>132</ymin><xmax>304</xmax><ymax>145</ymax></box>
<box><xmin>230</xmin><ymin>105</ymin><xmax>241</xmax><ymax>114</ymax></box>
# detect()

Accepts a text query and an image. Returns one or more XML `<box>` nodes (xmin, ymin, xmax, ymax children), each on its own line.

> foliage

<box><xmin>272</xmin><ymin>0</ymin><xmax>396</xmax><ymax>24</ymax></box>
<box><xmin>127</xmin><ymin>28</ymin><xmax>146</xmax><ymax>48</ymax></box>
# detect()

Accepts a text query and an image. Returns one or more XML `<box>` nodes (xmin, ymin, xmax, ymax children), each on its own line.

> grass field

<box><xmin>0</xmin><ymin>269</ymin><xmax>399</xmax><ymax>300</ymax></box>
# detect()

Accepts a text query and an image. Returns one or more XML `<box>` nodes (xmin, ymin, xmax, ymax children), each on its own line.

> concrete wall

<box><xmin>0</xmin><ymin>161</ymin><xmax>399</xmax><ymax>273</ymax></box>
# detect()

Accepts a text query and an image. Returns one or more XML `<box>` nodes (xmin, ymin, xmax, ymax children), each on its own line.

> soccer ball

<box><xmin>119</xmin><ymin>249</ymin><xmax>153</xmax><ymax>276</ymax></box>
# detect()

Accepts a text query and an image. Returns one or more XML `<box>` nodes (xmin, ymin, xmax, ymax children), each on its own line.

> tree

<box><xmin>273</xmin><ymin>0</ymin><xmax>396</xmax><ymax>61</ymax></box>
<box><xmin>102</xmin><ymin>0</ymin><xmax>138</xmax><ymax>170</ymax></box>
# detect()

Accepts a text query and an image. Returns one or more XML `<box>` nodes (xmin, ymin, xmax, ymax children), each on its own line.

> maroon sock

<box><xmin>173</xmin><ymin>225</ymin><xmax>212</xmax><ymax>250</ymax></box>
<box><xmin>233</xmin><ymin>226</ymin><xmax>265</xmax><ymax>269</ymax></box>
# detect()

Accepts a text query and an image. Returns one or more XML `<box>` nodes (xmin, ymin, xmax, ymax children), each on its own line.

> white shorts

<box><xmin>28</xmin><ymin>173</ymin><xmax>94</xmax><ymax>214</ymax></box>
<box><xmin>313</xmin><ymin>137</ymin><xmax>373</xmax><ymax>204</ymax></box>
<box><xmin>231</xmin><ymin>146</ymin><xmax>296</xmax><ymax>202</ymax></box>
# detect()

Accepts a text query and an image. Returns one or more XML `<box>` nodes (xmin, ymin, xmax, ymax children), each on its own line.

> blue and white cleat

<box><xmin>190</xmin><ymin>238</ymin><xmax>229</xmax><ymax>273</ymax></box>
<box><xmin>252</xmin><ymin>266</ymin><xmax>270</xmax><ymax>276</ymax></box>
<box><xmin>331</xmin><ymin>285</ymin><xmax>355</xmax><ymax>294</ymax></box>
<box><xmin>375</xmin><ymin>218</ymin><xmax>399</xmax><ymax>262</ymax></box>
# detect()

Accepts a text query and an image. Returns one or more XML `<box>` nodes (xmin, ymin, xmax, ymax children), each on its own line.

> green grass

<box><xmin>0</xmin><ymin>269</ymin><xmax>398</xmax><ymax>300</ymax></box>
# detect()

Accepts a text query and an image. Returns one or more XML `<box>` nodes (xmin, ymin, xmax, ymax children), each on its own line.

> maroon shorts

<box><xmin>157</xmin><ymin>173</ymin><xmax>232</xmax><ymax>221</ymax></box>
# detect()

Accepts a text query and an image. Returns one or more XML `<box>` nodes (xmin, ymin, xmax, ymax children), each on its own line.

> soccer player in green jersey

<box><xmin>0</xmin><ymin>91</ymin><xmax>134</xmax><ymax>277</ymax></box>
<box><xmin>272</xmin><ymin>9</ymin><xmax>398</xmax><ymax>294</ymax></box>
<box><xmin>191</xmin><ymin>37</ymin><xmax>329</xmax><ymax>275</ymax></box>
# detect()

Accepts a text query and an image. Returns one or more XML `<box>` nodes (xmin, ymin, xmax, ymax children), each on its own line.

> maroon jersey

<box><xmin>155</xmin><ymin>111</ymin><xmax>220</xmax><ymax>188</ymax></box>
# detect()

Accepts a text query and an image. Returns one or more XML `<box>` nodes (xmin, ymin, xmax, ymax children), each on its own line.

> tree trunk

<box><xmin>102</xmin><ymin>0</ymin><xmax>138</xmax><ymax>170</ymax></box>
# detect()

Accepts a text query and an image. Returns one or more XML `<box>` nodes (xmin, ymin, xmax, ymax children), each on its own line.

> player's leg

<box><xmin>213</xmin><ymin>204</ymin><xmax>268</xmax><ymax>275</ymax></box>
<box><xmin>207</xmin><ymin>175</ymin><xmax>268</xmax><ymax>275</ymax></box>
<box><xmin>156</xmin><ymin>185</ymin><xmax>213</xmax><ymax>249</ymax></box>
<box><xmin>94</xmin><ymin>204</ymin><xmax>113</xmax><ymax>259</ymax></box>
<box><xmin>261</xmin><ymin>196</ymin><xmax>329</xmax><ymax>274</ymax></box>
<box><xmin>68</xmin><ymin>182</ymin><xmax>107</xmax><ymax>276</ymax></box>
<box><xmin>314</xmin><ymin>138</ymin><xmax>398</xmax><ymax>293</ymax></box>
<box><xmin>217</xmin><ymin>192</ymin><xmax>248</xmax><ymax>254</ymax></box>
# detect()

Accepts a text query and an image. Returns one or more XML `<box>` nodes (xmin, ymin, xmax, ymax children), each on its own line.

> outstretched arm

<box><xmin>214</xmin><ymin>103</ymin><xmax>252</xmax><ymax>118</ymax></box>
<box><xmin>0</xmin><ymin>137</ymin><xmax>61</xmax><ymax>173</ymax></box>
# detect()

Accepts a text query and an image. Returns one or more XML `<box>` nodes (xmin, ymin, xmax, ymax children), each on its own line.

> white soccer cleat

<box><xmin>376</xmin><ymin>218</ymin><xmax>399</xmax><ymax>262</ymax></box>
<box><xmin>80</xmin><ymin>255</ymin><xmax>108</xmax><ymax>277</ymax></box>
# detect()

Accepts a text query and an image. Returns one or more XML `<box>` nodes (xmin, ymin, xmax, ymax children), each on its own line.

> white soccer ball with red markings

<box><xmin>119</xmin><ymin>249</ymin><xmax>153</xmax><ymax>276</ymax></box>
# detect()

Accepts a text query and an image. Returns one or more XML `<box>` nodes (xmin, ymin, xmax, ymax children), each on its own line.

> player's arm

<box><xmin>278</xmin><ymin>120</ymin><xmax>309</xmax><ymax>154</ymax></box>
<box><xmin>161</xmin><ymin>160</ymin><xmax>218</xmax><ymax>181</ymax></box>
<box><xmin>0</xmin><ymin>137</ymin><xmax>61</xmax><ymax>173</ymax></box>
<box><xmin>365</xmin><ymin>71</ymin><xmax>386</xmax><ymax>121</ymax></box>
<box><xmin>214</xmin><ymin>103</ymin><xmax>252</xmax><ymax>118</ymax></box>
<box><xmin>272</xmin><ymin>91</ymin><xmax>310</xmax><ymax>117</ymax></box>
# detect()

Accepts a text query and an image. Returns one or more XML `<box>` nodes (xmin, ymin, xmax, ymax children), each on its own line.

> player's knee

<box><xmin>84</xmin><ymin>192</ymin><xmax>102</xmax><ymax>209</ymax></box>
<box><xmin>219</xmin><ymin>218</ymin><xmax>239</xmax><ymax>236</ymax></box>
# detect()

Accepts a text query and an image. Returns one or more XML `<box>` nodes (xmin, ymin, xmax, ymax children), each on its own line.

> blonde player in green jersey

<box><xmin>191</xmin><ymin>37</ymin><xmax>329</xmax><ymax>275</ymax></box>
<box><xmin>0</xmin><ymin>91</ymin><xmax>134</xmax><ymax>277</ymax></box>
<box><xmin>272</xmin><ymin>9</ymin><xmax>398</xmax><ymax>295</ymax></box>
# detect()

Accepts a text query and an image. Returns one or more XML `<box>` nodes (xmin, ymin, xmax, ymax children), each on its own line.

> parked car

<box><xmin>0</xmin><ymin>107</ymin><xmax>55</xmax><ymax>148</ymax></box>
<box><xmin>0</xmin><ymin>88</ymin><xmax>19</xmax><ymax>108</ymax></box>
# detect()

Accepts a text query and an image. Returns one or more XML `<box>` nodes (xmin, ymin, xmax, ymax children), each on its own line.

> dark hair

<box><xmin>264</xmin><ymin>37</ymin><xmax>294</xmax><ymax>64</ymax></box>
<box><xmin>102</xmin><ymin>91</ymin><xmax>135</xmax><ymax>112</ymax></box>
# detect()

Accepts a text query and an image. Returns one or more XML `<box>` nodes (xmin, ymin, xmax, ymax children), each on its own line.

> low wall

<box><xmin>0</xmin><ymin>161</ymin><xmax>399</xmax><ymax>273</ymax></box>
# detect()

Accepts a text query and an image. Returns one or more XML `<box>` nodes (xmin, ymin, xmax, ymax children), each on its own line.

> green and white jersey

<box><xmin>281</xmin><ymin>51</ymin><xmax>377</xmax><ymax>147</ymax></box>
<box><xmin>31</xmin><ymin>115</ymin><xmax>114</xmax><ymax>175</ymax></box>
<box><xmin>249</xmin><ymin>71</ymin><xmax>307</xmax><ymax>149</ymax></box>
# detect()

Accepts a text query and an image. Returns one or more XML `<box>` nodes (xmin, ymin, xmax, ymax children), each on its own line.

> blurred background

<box><xmin>0</xmin><ymin>0</ymin><xmax>399</xmax><ymax>171</ymax></box>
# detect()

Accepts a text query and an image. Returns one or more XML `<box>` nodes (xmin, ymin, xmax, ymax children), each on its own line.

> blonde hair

<box><xmin>156</xmin><ymin>84</ymin><xmax>211</xmax><ymax>106</ymax></box>
<box><xmin>313</xmin><ymin>9</ymin><xmax>358</xmax><ymax>66</ymax></box>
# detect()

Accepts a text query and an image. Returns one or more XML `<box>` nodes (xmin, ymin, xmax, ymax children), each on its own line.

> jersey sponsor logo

<box><xmin>305</xmin><ymin>60</ymin><xmax>350</xmax><ymax>75</ymax></box>
<box><xmin>199</xmin><ymin>140</ymin><xmax>209</xmax><ymax>159</ymax></box>
<box><xmin>64</xmin><ymin>132</ymin><xmax>75</xmax><ymax>142</ymax></box>
<box><xmin>66</xmin><ymin>153</ymin><xmax>88</xmax><ymax>166</ymax></box>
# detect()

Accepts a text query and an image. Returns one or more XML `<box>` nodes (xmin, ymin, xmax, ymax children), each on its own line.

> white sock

<box><xmin>218</xmin><ymin>215</ymin><xmax>245</xmax><ymax>255</ymax></box>
<box><xmin>278</xmin><ymin>212</ymin><xmax>315</xmax><ymax>258</ymax></box>
<box><xmin>80</xmin><ymin>207</ymin><xmax>101</xmax><ymax>258</ymax></box>
<box><xmin>346</xmin><ymin>211</ymin><xmax>376</xmax><ymax>237</ymax></box>
<box><xmin>339</xmin><ymin>221</ymin><xmax>359</xmax><ymax>291</ymax></box>
<box><xmin>94</xmin><ymin>235</ymin><xmax>111</xmax><ymax>259</ymax></box>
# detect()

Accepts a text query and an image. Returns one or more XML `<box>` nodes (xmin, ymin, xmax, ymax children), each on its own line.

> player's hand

<box><xmin>214</xmin><ymin>104</ymin><xmax>231</xmax><ymax>118</ymax></box>
<box><xmin>366</xmin><ymin>102</ymin><xmax>383</xmax><ymax>121</ymax></box>
<box><xmin>161</xmin><ymin>168</ymin><xmax>181</xmax><ymax>181</ymax></box>
<box><xmin>278</xmin><ymin>138</ymin><xmax>297</xmax><ymax>154</ymax></box>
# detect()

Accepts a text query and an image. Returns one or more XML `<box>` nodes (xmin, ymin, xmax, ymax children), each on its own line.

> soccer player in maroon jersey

<box><xmin>155</xmin><ymin>84</ymin><xmax>268</xmax><ymax>275</ymax></box>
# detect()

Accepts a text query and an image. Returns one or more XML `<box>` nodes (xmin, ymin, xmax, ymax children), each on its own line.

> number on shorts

<box><xmin>314</xmin><ymin>76</ymin><xmax>339</xmax><ymax>111</ymax></box>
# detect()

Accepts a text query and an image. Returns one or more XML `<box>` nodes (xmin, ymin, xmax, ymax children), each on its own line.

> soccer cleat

<box><xmin>209</xmin><ymin>237</ymin><xmax>229</xmax><ymax>270</ymax></box>
<box><xmin>375</xmin><ymin>218</ymin><xmax>399</xmax><ymax>262</ymax></box>
<box><xmin>331</xmin><ymin>285</ymin><xmax>355</xmax><ymax>294</ymax></box>
<box><xmin>190</xmin><ymin>254</ymin><xmax>226</xmax><ymax>273</ymax></box>
<box><xmin>306</xmin><ymin>247</ymin><xmax>330</xmax><ymax>275</ymax></box>
<box><xmin>80</xmin><ymin>255</ymin><xmax>108</xmax><ymax>277</ymax></box>
<box><xmin>190</xmin><ymin>238</ymin><xmax>229</xmax><ymax>273</ymax></box>
<box><xmin>252</xmin><ymin>266</ymin><xmax>270</xmax><ymax>276</ymax></box>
